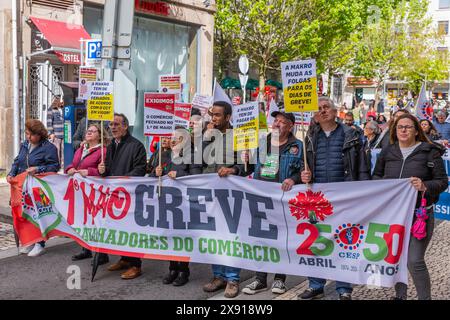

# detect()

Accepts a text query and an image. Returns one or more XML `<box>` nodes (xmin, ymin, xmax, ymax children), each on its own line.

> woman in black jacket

<box><xmin>150</xmin><ymin>128</ymin><xmax>202</xmax><ymax>286</ymax></box>
<box><xmin>420</xmin><ymin>119</ymin><xmax>442</xmax><ymax>141</ymax></box>
<box><xmin>373</xmin><ymin>114</ymin><xmax>448</xmax><ymax>300</ymax></box>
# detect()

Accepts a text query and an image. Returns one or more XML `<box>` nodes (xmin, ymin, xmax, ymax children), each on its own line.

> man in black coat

<box><xmin>99</xmin><ymin>113</ymin><xmax>147</xmax><ymax>280</ymax></box>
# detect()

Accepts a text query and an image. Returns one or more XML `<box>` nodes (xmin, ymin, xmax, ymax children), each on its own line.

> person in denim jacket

<box><xmin>242</xmin><ymin>111</ymin><xmax>303</xmax><ymax>296</ymax></box>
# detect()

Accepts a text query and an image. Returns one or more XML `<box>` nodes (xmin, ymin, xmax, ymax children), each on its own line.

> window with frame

<box><xmin>438</xmin><ymin>21</ymin><xmax>449</xmax><ymax>35</ymax></box>
<box><xmin>439</xmin><ymin>0</ymin><xmax>450</xmax><ymax>9</ymax></box>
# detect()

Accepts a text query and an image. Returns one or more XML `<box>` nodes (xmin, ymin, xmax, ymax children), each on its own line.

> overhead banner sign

<box><xmin>13</xmin><ymin>174</ymin><xmax>416</xmax><ymax>288</ymax></box>
<box><xmin>174</xmin><ymin>103</ymin><xmax>192</xmax><ymax>129</ymax></box>
<box><xmin>281</xmin><ymin>59</ymin><xmax>318</xmax><ymax>112</ymax></box>
<box><xmin>144</xmin><ymin>93</ymin><xmax>175</xmax><ymax>137</ymax></box>
<box><xmin>87</xmin><ymin>81</ymin><xmax>114</xmax><ymax>121</ymax></box>
<box><xmin>78</xmin><ymin>67</ymin><xmax>98</xmax><ymax>100</ymax></box>
<box><xmin>233</xmin><ymin>102</ymin><xmax>259</xmax><ymax>151</ymax></box>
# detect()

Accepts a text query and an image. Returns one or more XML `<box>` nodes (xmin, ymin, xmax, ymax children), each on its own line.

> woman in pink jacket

<box><xmin>65</xmin><ymin>123</ymin><xmax>109</xmax><ymax>264</ymax></box>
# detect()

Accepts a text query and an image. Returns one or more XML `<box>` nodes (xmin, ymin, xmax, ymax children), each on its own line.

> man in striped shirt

<box><xmin>47</xmin><ymin>95</ymin><xmax>64</xmax><ymax>164</ymax></box>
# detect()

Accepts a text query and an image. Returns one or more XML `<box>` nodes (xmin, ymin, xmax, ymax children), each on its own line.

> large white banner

<box><xmin>20</xmin><ymin>174</ymin><xmax>416</xmax><ymax>287</ymax></box>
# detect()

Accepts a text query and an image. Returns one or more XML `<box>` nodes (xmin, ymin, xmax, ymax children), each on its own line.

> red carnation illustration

<box><xmin>288</xmin><ymin>190</ymin><xmax>334</xmax><ymax>224</ymax></box>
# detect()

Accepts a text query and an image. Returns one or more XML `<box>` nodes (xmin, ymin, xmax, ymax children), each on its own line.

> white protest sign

<box><xmin>144</xmin><ymin>93</ymin><xmax>175</xmax><ymax>137</ymax></box>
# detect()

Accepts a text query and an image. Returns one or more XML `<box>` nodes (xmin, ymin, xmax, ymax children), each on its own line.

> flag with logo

<box><xmin>415</xmin><ymin>82</ymin><xmax>432</xmax><ymax>121</ymax></box>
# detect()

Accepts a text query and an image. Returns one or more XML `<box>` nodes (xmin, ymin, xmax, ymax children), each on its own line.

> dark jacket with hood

<box><xmin>305</xmin><ymin>122</ymin><xmax>371</xmax><ymax>182</ymax></box>
<box><xmin>148</xmin><ymin>146</ymin><xmax>203</xmax><ymax>178</ymax></box>
<box><xmin>373</xmin><ymin>141</ymin><xmax>448</xmax><ymax>208</ymax></box>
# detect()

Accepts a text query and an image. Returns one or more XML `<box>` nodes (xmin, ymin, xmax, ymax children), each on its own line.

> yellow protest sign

<box><xmin>87</xmin><ymin>81</ymin><xmax>114</xmax><ymax>121</ymax></box>
<box><xmin>281</xmin><ymin>59</ymin><xmax>318</xmax><ymax>112</ymax></box>
<box><xmin>259</xmin><ymin>111</ymin><xmax>268</xmax><ymax>131</ymax></box>
<box><xmin>233</xmin><ymin>102</ymin><xmax>259</xmax><ymax>151</ymax></box>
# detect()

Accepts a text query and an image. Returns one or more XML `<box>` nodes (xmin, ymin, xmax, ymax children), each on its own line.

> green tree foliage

<box><xmin>351</xmin><ymin>0</ymin><xmax>449</xmax><ymax>98</ymax></box>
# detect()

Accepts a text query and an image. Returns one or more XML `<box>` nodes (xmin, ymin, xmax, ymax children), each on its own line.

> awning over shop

<box><xmin>220</xmin><ymin>77</ymin><xmax>283</xmax><ymax>90</ymax></box>
<box><xmin>29</xmin><ymin>16</ymin><xmax>91</xmax><ymax>65</ymax></box>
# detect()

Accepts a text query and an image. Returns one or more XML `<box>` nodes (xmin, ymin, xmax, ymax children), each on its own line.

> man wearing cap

<box><xmin>242</xmin><ymin>111</ymin><xmax>303</xmax><ymax>296</ymax></box>
<box><xmin>299</xmin><ymin>96</ymin><xmax>370</xmax><ymax>300</ymax></box>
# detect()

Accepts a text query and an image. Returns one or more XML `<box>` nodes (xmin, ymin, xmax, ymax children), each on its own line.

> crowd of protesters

<box><xmin>6</xmin><ymin>92</ymin><xmax>450</xmax><ymax>300</ymax></box>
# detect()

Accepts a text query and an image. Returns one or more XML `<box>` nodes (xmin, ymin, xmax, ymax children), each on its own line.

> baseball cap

<box><xmin>271</xmin><ymin>111</ymin><xmax>295</xmax><ymax>125</ymax></box>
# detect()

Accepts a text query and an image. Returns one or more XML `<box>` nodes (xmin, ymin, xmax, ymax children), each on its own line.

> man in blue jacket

<box><xmin>299</xmin><ymin>96</ymin><xmax>370</xmax><ymax>300</ymax></box>
<box><xmin>242</xmin><ymin>111</ymin><xmax>303</xmax><ymax>296</ymax></box>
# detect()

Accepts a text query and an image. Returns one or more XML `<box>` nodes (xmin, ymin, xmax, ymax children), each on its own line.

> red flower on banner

<box><xmin>288</xmin><ymin>190</ymin><xmax>334</xmax><ymax>222</ymax></box>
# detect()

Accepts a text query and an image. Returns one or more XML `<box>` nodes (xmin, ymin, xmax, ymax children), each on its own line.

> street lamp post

<box><xmin>239</xmin><ymin>55</ymin><xmax>249</xmax><ymax>103</ymax></box>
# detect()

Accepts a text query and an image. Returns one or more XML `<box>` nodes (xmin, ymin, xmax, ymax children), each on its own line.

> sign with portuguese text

<box><xmin>281</xmin><ymin>59</ymin><xmax>318</xmax><ymax>112</ymax></box>
<box><xmin>12</xmin><ymin>174</ymin><xmax>416</xmax><ymax>288</ymax></box>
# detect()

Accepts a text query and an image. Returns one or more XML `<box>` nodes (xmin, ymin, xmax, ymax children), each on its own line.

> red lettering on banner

<box><xmin>107</xmin><ymin>188</ymin><xmax>131</xmax><ymax>221</ymax></box>
<box><xmin>64</xmin><ymin>178</ymin><xmax>76</xmax><ymax>225</ymax></box>
<box><xmin>64</xmin><ymin>179</ymin><xmax>131</xmax><ymax>225</ymax></box>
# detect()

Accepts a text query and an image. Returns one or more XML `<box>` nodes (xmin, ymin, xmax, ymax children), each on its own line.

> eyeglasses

<box><xmin>86</xmin><ymin>130</ymin><xmax>99</xmax><ymax>134</ymax></box>
<box><xmin>396</xmin><ymin>125</ymin><xmax>415</xmax><ymax>131</ymax></box>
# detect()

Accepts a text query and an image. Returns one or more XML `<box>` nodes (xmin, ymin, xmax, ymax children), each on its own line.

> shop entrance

<box><xmin>29</xmin><ymin>62</ymin><xmax>65</xmax><ymax>122</ymax></box>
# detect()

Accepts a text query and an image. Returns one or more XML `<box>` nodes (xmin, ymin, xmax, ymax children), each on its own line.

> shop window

<box><xmin>439</xmin><ymin>0</ymin><xmax>450</xmax><ymax>9</ymax></box>
<box><xmin>83</xmin><ymin>6</ymin><xmax>197</xmax><ymax>97</ymax></box>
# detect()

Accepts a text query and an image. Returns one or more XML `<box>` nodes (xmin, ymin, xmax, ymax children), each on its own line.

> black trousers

<box><xmin>256</xmin><ymin>272</ymin><xmax>286</xmax><ymax>285</ymax></box>
<box><xmin>169</xmin><ymin>261</ymin><xmax>189</xmax><ymax>273</ymax></box>
<box><xmin>121</xmin><ymin>256</ymin><xmax>142</xmax><ymax>268</ymax></box>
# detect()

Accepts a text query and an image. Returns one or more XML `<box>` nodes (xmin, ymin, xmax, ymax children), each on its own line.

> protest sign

<box><xmin>174</xmin><ymin>103</ymin><xmax>192</xmax><ymax>129</ymax></box>
<box><xmin>78</xmin><ymin>67</ymin><xmax>98</xmax><ymax>100</ymax></box>
<box><xmin>294</xmin><ymin>112</ymin><xmax>312</xmax><ymax>126</ymax></box>
<box><xmin>281</xmin><ymin>59</ymin><xmax>318</xmax><ymax>112</ymax></box>
<box><xmin>159</xmin><ymin>75</ymin><xmax>181</xmax><ymax>100</ymax></box>
<box><xmin>259</xmin><ymin>112</ymin><xmax>268</xmax><ymax>131</ymax></box>
<box><xmin>267</xmin><ymin>99</ymin><xmax>279</xmax><ymax>125</ymax></box>
<box><xmin>192</xmin><ymin>93</ymin><xmax>213</xmax><ymax>114</ymax></box>
<box><xmin>233</xmin><ymin>102</ymin><xmax>259</xmax><ymax>151</ymax></box>
<box><xmin>87</xmin><ymin>81</ymin><xmax>114</xmax><ymax>121</ymax></box>
<box><xmin>13</xmin><ymin>173</ymin><xmax>416</xmax><ymax>288</ymax></box>
<box><xmin>144</xmin><ymin>93</ymin><xmax>175</xmax><ymax>137</ymax></box>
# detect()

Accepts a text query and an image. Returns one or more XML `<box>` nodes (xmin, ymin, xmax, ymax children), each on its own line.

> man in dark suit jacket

<box><xmin>99</xmin><ymin>113</ymin><xmax>147</xmax><ymax>280</ymax></box>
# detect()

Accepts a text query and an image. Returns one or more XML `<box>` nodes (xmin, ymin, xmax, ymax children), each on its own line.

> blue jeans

<box><xmin>212</xmin><ymin>264</ymin><xmax>240</xmax><ymax>282</ymax></box>
<box><xmin>309</xmin><ymin>277</ymin><xmax>352</xmax><ymax>294</ymax></box>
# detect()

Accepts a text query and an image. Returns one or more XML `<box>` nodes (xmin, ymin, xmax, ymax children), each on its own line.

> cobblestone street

<box><xmin>0</xmin><ymin>222</ymin><xmax>16</xmax><ymax>251</ymax></box>
<box><xmin>1</xmin><ymin>219</ymin><xmax>449</xmax><ymax>300</ymax></box>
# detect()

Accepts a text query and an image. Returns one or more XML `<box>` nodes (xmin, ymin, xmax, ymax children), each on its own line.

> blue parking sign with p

<box><xmin>87</xmin><ymin>40</ymin><xmax>102</xmax><ymax>60</ymax></box>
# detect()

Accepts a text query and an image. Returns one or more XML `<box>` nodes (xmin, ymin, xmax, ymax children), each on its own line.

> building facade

<box><xmin>0</xmin><ymin>0</ymin><xmax>216</xmax><ymax>171</ymax></box>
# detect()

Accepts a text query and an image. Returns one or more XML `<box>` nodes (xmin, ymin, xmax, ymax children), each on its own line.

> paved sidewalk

<box><xmin>0</xmin><ymin>221</ymin><xmax>16</xmax><ymax>251</ymax></box>
<box><xmin>276</xmin><ymin>220</ymin><xmax>450</xmax><ymax>300</ymax></box>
